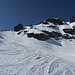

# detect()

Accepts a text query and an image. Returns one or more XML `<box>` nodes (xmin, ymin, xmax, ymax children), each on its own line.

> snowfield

<box><xmin>0</xmin><ymin>21</ymin><xmax>75</xmax><ymax>75</ymax></box>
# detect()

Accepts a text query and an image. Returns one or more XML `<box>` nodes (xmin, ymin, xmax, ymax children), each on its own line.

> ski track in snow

<box><xmin>0</xmin><ymin>30</ymin><xmax>75</xmax><ymax>75</ymax></box>
<box><xmin>0</xmin><ymin>41</ymin><xmax>75</xmax><ymax>75</ymax></box>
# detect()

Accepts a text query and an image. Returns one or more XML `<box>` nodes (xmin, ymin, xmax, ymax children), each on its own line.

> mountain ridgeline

<box><xmin>13</xmin><ymin>16</ymin><xmax>75</xmax><ymax>41</ymax></box>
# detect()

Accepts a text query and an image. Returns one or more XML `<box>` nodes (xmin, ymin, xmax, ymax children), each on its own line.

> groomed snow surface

<box><xmin>0</xmin><ymin>30</ymin><xmax>75</xmax><ymax>75</ymax></box>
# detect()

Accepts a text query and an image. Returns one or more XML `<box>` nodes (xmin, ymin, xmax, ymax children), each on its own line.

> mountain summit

<box><xmin>14</xmin><ymin>17</ymin><xmax>75</xmax><ymax>41</ymax></box>
<box><xmin>0</xmin><ymin>17</ymin><xmax>75</xmax><ymax>75</ymax></box>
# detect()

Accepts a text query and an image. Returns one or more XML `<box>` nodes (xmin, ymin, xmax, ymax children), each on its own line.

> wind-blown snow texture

<box><xmin>0</xmin><ymin>18</ymin><xmax>75</xmax><ymax>75</ymax></box>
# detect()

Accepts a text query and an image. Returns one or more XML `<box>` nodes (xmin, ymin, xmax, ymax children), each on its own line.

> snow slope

<box><xmin>0</xmin><ymin>21</ymin><xmax>75</xmax><ymax>75</ymax></box>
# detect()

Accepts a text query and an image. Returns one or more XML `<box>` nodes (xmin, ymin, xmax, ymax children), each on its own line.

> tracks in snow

<box><xmin>0</xmin><ymin>43</ymin><xmax>75</xmax><ymax>75</ymax></box>
<box><xmin>26</xmin><ymin>55</ymin><xmax>75</xmax><ymax>75</ymax></box>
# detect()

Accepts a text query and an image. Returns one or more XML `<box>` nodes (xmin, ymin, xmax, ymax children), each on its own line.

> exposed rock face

<box><xmin>70</xmin><ymin>16</ymin><xmax>75</xmax><ymax>23</ymax></box>
<box><xmin>45</xmin><ymin>18</ymin><xmax>63</xmax><ymax>25</ymax></box>
<box><xmin>14</xmin><ymin>23</ymin><xmax>24</xmax><ymax>31</ymax></box>
<box><xmin>27</xmin><ymin>33</ymin><xmax>50</xmax><ymax>41</ymax></box>
<box><xmin>42</xmin><ymin>31</ymin><xmax>61</xmax><ymax>38</ymax></box>
<box><xmin>42</xmin><ymin>22</ymin><xmax>49</xmax><ymax>24</ymax></box>
<box><xmin>29</xmin><ymin>25</ymin><xmax>33</xmax><ymax>29</ymax></box>
<box><xmin>62</xmin><ymin>34</ymin><xmax>75</xmax><ymax>39</ymax></box>
<box><xmin>27</xmin><ymin>30</ymin><xmax>62</xmax><ymax>41</ymax></box>
<box><xmin>13</xmin><ymin>17</ymin><xmax>75</xmax><ymax>40</ymax></box>
<box><xmin>63</xmin><ymin>29</ymin><xmax>75</xmax><ymax>34</ymax></box>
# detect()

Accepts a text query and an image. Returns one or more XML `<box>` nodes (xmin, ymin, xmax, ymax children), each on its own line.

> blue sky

<box><xmin>0</xmin><ymin>0</ymin><xmax>75</xmax><ymax>30</ymax></box>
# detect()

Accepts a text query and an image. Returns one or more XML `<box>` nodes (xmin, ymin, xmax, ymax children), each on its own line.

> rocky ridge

<box><xmin>14</xmin><ymin>17</ymin><xmax>75</xmax><ymax>41</ymax></box>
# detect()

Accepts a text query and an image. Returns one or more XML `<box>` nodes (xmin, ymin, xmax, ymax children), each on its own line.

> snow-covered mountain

<box><xmin>0</xmin><ymin>18</ymin><xmax>75</xmax><ymax>75</ymax></box>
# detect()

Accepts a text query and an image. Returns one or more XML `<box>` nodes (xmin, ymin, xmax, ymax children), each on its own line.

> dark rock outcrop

<box><xmin>45</xmin><ymin>18</ymin><xmax>63</xmax><ymax>25</ymax></box>
<box><xmin>27</xmin><ymin>33</ymin><xmax>49</xmax><ymax>41</ymax></box>
<box><xmin>63</xmin><ymin>34</ymin><xmax>75</xmax><ymax>39</ymax></box>
<box><xmin>42</xmin><ymin>31</ymin><xmax>61</xmax><ymax>38</ymax></box>
<box><xmin>42</xmin><ymin>22</ymin><xmax>49</xmax><ymax>24</ymax></box>
<box><xmin>47</xmin><ymin>25</ymin><xmax>56</xmax><ymax>28</ymax></box>
<box><xmin>17</xmin><ymin>31</ymin><xmax>23</xmax><ymax>35</ymax></box>
<box><xmin>70</xmin><ymin>16</ymin><xmax>75</xmax><ymax>23</ymax></box>
<box><xmin>14</xmin><ymin>23</ymin><xmax>24</xmax><ymax>31</ymax></box>
<box><xmin>27</xmin><ymin>31</ymin><xmax>62</xmax><ymax>41</ymax></box>
<box><xmin>63</xmin><ymin>29</ymin><xmax>75</xmax><ymax>34</ymax></box>
<box><xmin>29</xmin><ymin>25</ymin><xmax>33</xmax><ymax>29</ymax></box>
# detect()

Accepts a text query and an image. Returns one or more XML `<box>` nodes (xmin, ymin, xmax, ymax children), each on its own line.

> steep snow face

<box><xmin>0</xmin><ymin>30</ymin><xmax>75</xmax><ymax>75</ymax></box>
